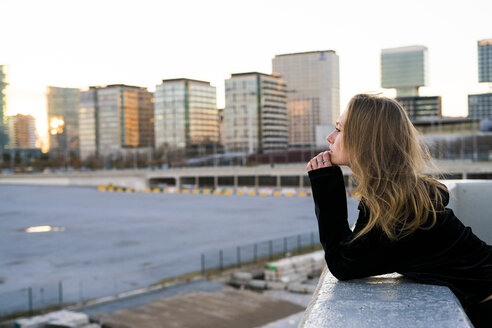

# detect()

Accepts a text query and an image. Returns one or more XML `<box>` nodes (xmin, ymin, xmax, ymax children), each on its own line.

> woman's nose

<box><xmin>326</xmin><ymin>131</ymin><xmax>335</xmax><ymax>144</ymax></box>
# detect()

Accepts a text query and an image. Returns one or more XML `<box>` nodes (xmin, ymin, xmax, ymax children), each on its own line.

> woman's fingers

<box><xmin>306</xmin><ymin>161</ymin><xmax>313</xmax><ymax>172</ymax></box>
<box><xmin>322</xmin><ymin>151</ymin><xmax>332</xmax><ymax>167</ymax></box>
<box><xmin>307</xmin><ymin>151</ymin><xmax>332</xmax><ymax>172</ymax></box>
<box><xmin>310</xmin><ymin>158</ymin><xmax>318</xmax><ymax>170</ymax></box>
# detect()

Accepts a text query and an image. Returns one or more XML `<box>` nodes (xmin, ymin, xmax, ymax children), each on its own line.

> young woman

<box><xmin>307</xmin><ymin>94</ymin><xmax>492</xmax><ymax>327</ymax></box>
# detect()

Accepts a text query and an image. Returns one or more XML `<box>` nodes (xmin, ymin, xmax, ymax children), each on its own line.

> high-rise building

<box><xmin>224</xmin><ymin>72</ymin><xmax>288</xmax><ymax>154</ymax></box>
<box><xmin>218</xmin><ymin>108</ymin><xmax>225</xmax><ymax>148</ymax></box>
<box><xmin>154</xmin><ymin>79</ymin><xmax>218</xmax><ymax>151</ymax></box>
<box><xmin>78</xmin><ymin>88</ymin><xmax>98</xmax><ymax>159</ymax></box>
<box><xmin>396</xmin><ymin>96</ymin><xmax>442</xmax><ymax>120</ymax></box>
<box><xmin>468</xmin><ymin>93</ymin><xmax>492</xmax><ymax>130</ymax></box>
<box><xmin>78</xmin><ymin>85</ymin><xmax>154</xmax><ymax>159</ymax></box>
<box><xmin>478</xmin><ymin>38</ymin><xmax>492</xmax><ymax>84</ymax></box>
<box><xmin>272</xmin><ymin>51</ymin><xmax>340</xmax><ymax>149</ymax></box>
<box><xmin>7</xmin><ymin>114</ymin><xmax>37</xmax><ymax>149</ymax></box>
<box><xmin>47</xmin><ymin>87</ymin><xmax>80</xmax><ymax>155</ymax></box>
<box><xmin>381</xmin><ymin>45</ymin><xmax>442</xmax><ymax>120</ymax></box>
<box><xmin>0</xmin><ymin>65</ymin><xmax>8</xmax><ymax>149</ymax></box>
<box><xmin>468</xmin><ymin>39</ymin><xmax>492</xmax><ymax>130</ymax></box>
<box><xmin>381</xmin><ymin>46</ymin><xmax>428</xmax><ymax>97</ymax></box>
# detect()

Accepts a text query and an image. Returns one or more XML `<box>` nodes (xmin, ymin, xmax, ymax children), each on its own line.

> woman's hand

<box><xmin>307</xmin><ymin>151</ymin><xmax>332</xmax><ymax>172</ymax></box>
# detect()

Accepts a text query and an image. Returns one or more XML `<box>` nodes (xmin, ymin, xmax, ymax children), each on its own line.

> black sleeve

<box><xmin>308</xmin><ymin>166</ymin><xmax>351</xmax><ymax>257</ymax></box>
<box><xmin>309</xmin><ymin>166</ymin><xmax>397</xmax><ymax>280</ymax></box>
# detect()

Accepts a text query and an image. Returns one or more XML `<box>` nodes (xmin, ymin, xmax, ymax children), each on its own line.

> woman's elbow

<box><xmin>326</xmin><ymin>262</ymin><xmax>353</xmax><ymax>281</ymax></box>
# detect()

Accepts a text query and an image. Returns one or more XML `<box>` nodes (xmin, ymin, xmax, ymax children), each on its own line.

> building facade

<box><xmin>468</xmin><ymin>39</ymin><xmax>492</xmax><ymax>130</ymax></box>
<box><xmin>478</xmin><ymin>39</ymin><xmax>492</xmax><ymax>83</ymax></box>
<box><xmin>78</xmin><ymin>85</ymin><xmax>154</xmax><ymax>159</ymax></box>
<box><xmin>0</xmin><ymin>65</ymin><xmax>8</xmax><ymax>149</ymax></box>
<box><xmin>7</xmin><ymin>114</ymin><xmax>37</xmax><ymax>148</ymax></box>
<box><xmin>396</xmin><ymin>96</ymin><xmax>442</xmax><ymax>120</ymax></box>
<box><xmin>218</xmin><ymin>108</ymin><xmax>225</xmax><ymax>148</ymax></box>
<box><xmin>78</xmin><ymin>88</ymin><xmax>98</xmax><ymax>159</ymax></box>
<box><xmin>224</xmin><ymin>72</ymin><xmax>288</xmax><ymax>154</ymax></box>
<box><xmin>272</xmin><ymin>51</ymin><xmax>340</xmax><ymax>150</ymax></box>
<box><xmin>468</xmin><ymin>93</ymin><xmax>492</xmax><ymax>130</ymax></box>
<box><xmin>381</xmin><ymin>46</ymin><xmax>428</xmax><ymax>97</ymax></box>
<box><xmin>154</xmin><ymin>79</ymin><xmax>218</xmax><ymax>152</ymax></box>
<box><xmin>413</xmin><ymin>117</ymin><xmax>480</xmax><ymax>135</ymax></box>
<box><xmin>46</xmin><ymin>87</ymin><xmax>80</xmax><ymax>155</ymax></box>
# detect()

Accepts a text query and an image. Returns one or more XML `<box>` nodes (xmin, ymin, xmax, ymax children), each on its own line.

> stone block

<box><xmin>248</xmin><ymin>279</ymin><xmax>267</xmax><ymax>290</ymax></box>
<box><xmin>266</xmin><ymin>281</ymin><xmax>287</xmax><ymax>290</ymax></box>
<box><xmin>287</xmin><ymin>282</ymin><xmax>316</xmax><ymax>294</ymax></box>
<box><xmin>232</xmin><ymin>271</ymin><xmax>253</xmax><ymax>281</ymax></box>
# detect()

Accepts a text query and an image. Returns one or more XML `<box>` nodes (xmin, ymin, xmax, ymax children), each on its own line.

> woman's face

<box><xmin>326</xmin><ymin>110</ymin><xmax>350</xmax><ymax>166</ymax></box>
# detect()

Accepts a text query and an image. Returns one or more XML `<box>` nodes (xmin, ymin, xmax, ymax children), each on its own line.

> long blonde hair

<box><xmin>344</xmin><ymin>94</ymin><xmax>446</xmax><ymax>242</ymax></box>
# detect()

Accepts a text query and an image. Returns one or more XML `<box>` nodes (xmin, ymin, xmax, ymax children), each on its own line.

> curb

<box><xmin>96</xmin><ymin>185</ymin><xmax>321</xmax><ymax>197</ymax></box>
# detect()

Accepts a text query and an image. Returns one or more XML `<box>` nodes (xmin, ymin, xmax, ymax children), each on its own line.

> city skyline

<box><xmin>1</xmin><ymin>0</ymin><xmax>491</xmax><ymax>148</ymax></box>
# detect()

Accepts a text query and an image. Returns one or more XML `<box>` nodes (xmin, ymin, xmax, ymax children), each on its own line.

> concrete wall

<box><xmin>445</xmin><ymin>180</ymin><xmax>492</xmax><ymax>244</ymax></box>
<box><xmin>0</xmin><ymin>173</ymin><xmax>149</xmax><ymax>189</ymax></box>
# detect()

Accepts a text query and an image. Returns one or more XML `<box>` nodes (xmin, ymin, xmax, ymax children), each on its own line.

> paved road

<box><xmin>0</xmin><ymin>185</ymin><xmax>358</xmax><ymax>315</ymax></box>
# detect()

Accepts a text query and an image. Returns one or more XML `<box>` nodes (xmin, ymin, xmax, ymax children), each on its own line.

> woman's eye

<box><xmin>335</xmin><ymin>128</ymin><xmax>341</xmax><ymax>133</ymax></box>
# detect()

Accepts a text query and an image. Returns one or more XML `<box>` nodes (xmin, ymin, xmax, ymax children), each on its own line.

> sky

<box><xmin>1</xmin><ymin>0</ymin><xmax>491</xmax><ymax>148</ymax></box>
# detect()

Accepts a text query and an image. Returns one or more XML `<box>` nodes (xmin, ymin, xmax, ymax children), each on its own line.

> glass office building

<box><xmin>468</xmin><ymin>93</ymin><xmax>492</xmax><ymax>130</ymax></box>
<box><xmin>478</xmin><ymin>39</ymin><xmax>492</xmax><ymax>83</ymax></box>
<box><xmin>154</xmin><ymin>79</ymin><xmax>218</xmax><ymax>151</ymax></box>
<box><xmin>224</xmin><ymin>72</ymin><xmax>288</xmax><ymax>154</ymax></box>
<box><xmin>272</xmin><ymin>51</ymin><xmax>340</xmax><ymax>149</ymax></box>
<box><xmin>79</xmin><ymin>88</ymin><xmax>98</xmax><ymax>159</ymax></box>
<box><xmin>78</xmin><ymin>85</ymin><xmax>154</xmax><ymax>159</ymax></box>
<box><xmin>0</xmin><ymin>65</ymin><xmax>8</xmax><ymax>149</ymax></box>
<box><xmin>381</xmin><ymin>46</ymin><xmax>428</xmax><ymax>97</ymax></box>
<box><xmin>396</xmin><ymin>96</ymin><xmax>442</xmax><ymax>120</ymax></box>
<box><xmin>467</xmin><ymin>39</ymin><xmax>492</xmax><ymax>130</ymax></box>
<box><xmin>47</xmin><ymin>87</ymin><xmax>80</xmax><ymax>155</ymax></box>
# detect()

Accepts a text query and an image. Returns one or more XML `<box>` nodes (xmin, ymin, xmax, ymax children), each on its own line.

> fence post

<box><xmin>310</xmin><ymin>232</ymin><xmax>315</xmax><ymax>250</ymax></box>
<box><xmin>269</xmin><ymin>240</ymin><xmax>273</xmax><ymax>260</ymax></box>
<box><xmin>297</xmin><ymin>234</ymin><xmax>301</xmax><ymax>252</ymax></box>
<box><xmin>236</xmin><ymin>246</ymin><xmax>241</xmax><ymax>267</ymax></box>
<box><xmin>58</xmin><ymin>281</ymin><xmax>63</xmax><ymax>306</ymax></box>
<box><xmin>40</xmin><ymin>287</ymin><xmax>44</xmax><ymax>306</ymax></box>
<box><xmin>283</xmin><ymin>237</ymin><xmax>288</xmax><ymax>255</ymax></box>
<box><xmin>254</xmin><ymin>243</ymin><xmax>258</xmax><ymax>263</ymax></box>
<box><xmin>219</xmin><ymin>250</ymin><xmax>223</xmax><ymax>271</ymax></box>
<box><xmin>201</xmin><ymin>254</ymin><xmax>205</xmax><ymax>275</ymax></box>
<box><xmin>79</xmin><ymin>281</ymin><xmax>83</xmax><ymax>302</ymax></box>
<box><xmin>28</xmin><ymin>287</ymin><xmax>33</xmax><ymax>316</ymax></box>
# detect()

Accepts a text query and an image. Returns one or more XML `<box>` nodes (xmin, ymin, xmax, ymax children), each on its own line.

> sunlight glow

<box><xmin>49</xmin><ymin>117</ymin><xmax>64</xmax><ymax>135</ymax></box>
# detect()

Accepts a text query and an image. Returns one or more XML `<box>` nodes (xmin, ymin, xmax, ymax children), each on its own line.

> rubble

<box><xmin>13</xmin><ymin>310</ymin><xmax>100</xmax><ymax>328</ymax></box>
<box><xmin>227</xmin><ymin>251</ymin><xmax>325</xmax><ymax>294</ymax></box>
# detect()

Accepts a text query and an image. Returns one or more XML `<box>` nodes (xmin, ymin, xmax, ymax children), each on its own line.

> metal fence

<box><xmin>0</xmin><ymin>265</ymin><xmax>168</xmax><ymax>318</ymax></box>
<box><xmin>0</xmin><ymin>231</ymin><xmax>320</xmax><ymax>319</ymax></box>
<box><xmin>200</xmin><ymin>232</ymin><xmax>320</xmax><ymax>274</ymax></box>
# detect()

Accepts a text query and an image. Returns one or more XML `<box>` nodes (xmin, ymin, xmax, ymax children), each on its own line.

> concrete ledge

<box><xmin>299</xmin><ymin>268</ymin><xmax>472</xmax><ymax>328</ymax></box>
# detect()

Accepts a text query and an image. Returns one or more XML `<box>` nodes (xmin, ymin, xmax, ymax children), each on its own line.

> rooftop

<box><xmin>275</xmin><ymin>50</ymin><xmax>336</xmax><ymax>57</ymax></box>
<box><xmin>230</xmin><ymin>71</ymin><xmax>275</xmax><ymax>78</ymax></box>
<box><xmin>381</xmin><ymin>45</ymin><xmax>428</xmax><ymax>54</ymax></box>
<box><xmin>89</xmin><ymin>84</ymin><xmax>149</xmax><ymax>90</ymax></box>
<box><xmin>161</xmin><ymin>78</ymin><xmax>212</xmax><ymax>85</ymax></box>
<box><xmin>478</xmin><ymin>39</ymin><xmax>492</xmax><ymax>46</ymax></box>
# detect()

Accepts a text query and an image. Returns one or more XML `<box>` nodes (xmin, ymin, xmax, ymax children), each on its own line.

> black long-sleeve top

<box><xmin>309</xmin><ymin>166</ymin><xmax>492</xmax><ymax>311</ymax></box>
